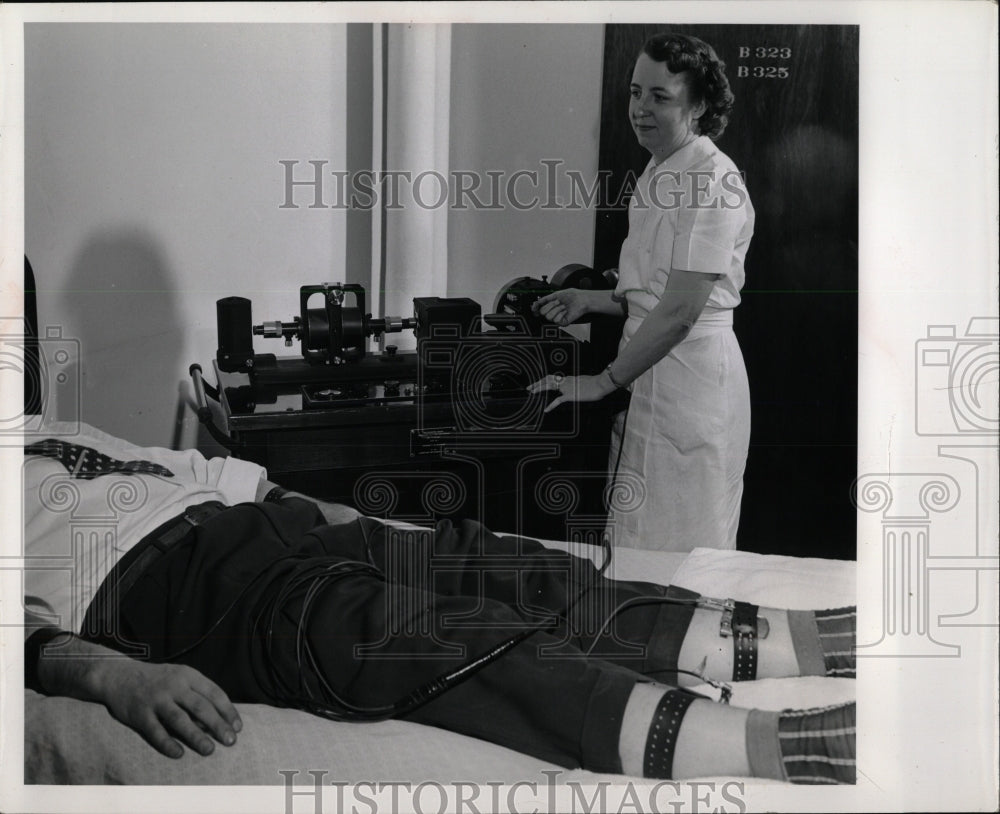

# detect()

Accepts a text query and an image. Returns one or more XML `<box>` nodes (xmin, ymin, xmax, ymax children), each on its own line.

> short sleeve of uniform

<box><xmin>670</xmin><ymin>170</ymin><xmax>749</xmax><ymax>277</ymax></box>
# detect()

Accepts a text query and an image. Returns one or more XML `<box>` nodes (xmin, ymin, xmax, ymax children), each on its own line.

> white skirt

<box><xmin>605</xmin><ymin>321</ymin><xmax>751</xmax><ymax>552</ymax></box>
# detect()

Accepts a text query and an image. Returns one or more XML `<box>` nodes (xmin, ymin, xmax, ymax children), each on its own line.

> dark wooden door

<box><xmin>595</xmin><ymin>24</ymin><xmax>859</xmax><ymax>559</ymax></box>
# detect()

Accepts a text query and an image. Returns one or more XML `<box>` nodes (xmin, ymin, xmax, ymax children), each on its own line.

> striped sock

<box><xmin>815</xmin><ymin>607</ymin><xmax>856</xmax><ymax>678</ymax></box>
<box><xmin>788</xmin><ymin>606</ymin><xmax>856</xmax><ymax>678</ymax></box>
<box><xmin>746</xmin><ymin>701</ymin><xmax>856</xmax><ymax>784</ymax></box>
<box><xmin>778</xmin><ymin>701</ymin><xmax>856</xmax><ymax>784</ymax></box>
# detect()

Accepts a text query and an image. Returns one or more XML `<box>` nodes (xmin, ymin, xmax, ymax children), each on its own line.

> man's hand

<box><xmin>90</xmin><ymin>659</ymin><xmax>242</xmax><ymax>759</ymax></box>
<box><xmin>36</xmin><ymin>633</ymin><xmax>242</xmax><ymax>759</ymax></box>
<box><xmin>313</xmin><ymin>499</ymin><xmax>362</xmax><ymax>526</ymax></box>
<box><xmin>256</xmin><ymin>478</ymin><xmax>361</xmax><ymax>526</ymax></box>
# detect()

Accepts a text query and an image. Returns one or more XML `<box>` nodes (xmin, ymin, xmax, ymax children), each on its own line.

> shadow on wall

<box><xmin>64</xmin><ymin>232</ymin><xmax>183</xmax><ymax>449</ymax></box>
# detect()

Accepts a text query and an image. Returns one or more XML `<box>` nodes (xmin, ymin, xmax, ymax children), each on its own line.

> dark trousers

<box><xmin>108</xmin><ymin>499</ymin><xmax>695</xmax><ymax>773</ymax></box>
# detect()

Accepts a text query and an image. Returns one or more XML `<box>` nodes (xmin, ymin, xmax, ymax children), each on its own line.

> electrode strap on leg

<box><xmin>691</xmin><ymin>597</ymin><xmax>770</xmax><ymax>681</ymax></box>
<box><xmin>721</xmin><ymin>600</ymin><xmax>766</xmax><ymax>681</ymax></box>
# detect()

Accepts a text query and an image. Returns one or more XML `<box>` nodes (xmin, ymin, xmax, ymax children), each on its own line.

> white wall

<box><xmin>447</xmin><ymin>24</ymin><xmax>604</xmax><ymax>309</ymax></box>
<box><xmin>25</xmin><ymin>24</ymin><xmax>351</xmax><ymax>448</ymax></box>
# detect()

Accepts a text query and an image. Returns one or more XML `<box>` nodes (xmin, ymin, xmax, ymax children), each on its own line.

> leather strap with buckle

<box><xmin>720</xmin><ymin>600</ymin><xmax>767</xmax><ymax>681</ymax></box>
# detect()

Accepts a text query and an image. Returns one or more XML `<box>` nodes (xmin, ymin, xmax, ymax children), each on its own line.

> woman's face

<box><xmin>629</xmin><ymin>53</ymin><xmax>706</xmax><ymax>164</ymax></box>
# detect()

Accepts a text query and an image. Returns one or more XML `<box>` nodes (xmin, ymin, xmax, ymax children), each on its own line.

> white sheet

<box><xmin>670</xmin><ymin>546</ymin><xmax>855</xmax><ymax>609</ymax></box>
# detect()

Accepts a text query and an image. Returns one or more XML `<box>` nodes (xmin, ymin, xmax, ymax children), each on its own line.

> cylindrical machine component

<box><xmin>492</xmin><ymin>276</ymin><xmax>555</xmax><ymax>321</ymax></box>
<box><xmin>256</xmin><ymin>320</ymin><xmax>283</xmax><ymax>337</ymax></box>
<box><xmin>550</xmin><ymin>263</ymin><xmax>606</xmax><ymax>292</ymax></box>
<box><xmin>254</xmin><ymin>320</ymin><xmax>298</xmax><ymax>339</ymax></box>
<box><xmin>216</xmin><ymin>297</ymin><xmax>255</xmax><ymax>372</ymax></box>
<box><xmin>189</xmin><ymin>363</ymin><xmax>208</xmax><ymax>412</ymax></box>
<box><xmin>334</xmin><ymin>307</ymin><xmax>366</xmax><ymax>357</ymax></box>
<box><xmin>299</xmin><ymin>283</ymin><xmax>370</xmax><ymax>363</ymax></box>
<box><xmin>227</xmin><ymin>282</ymin><xmax>423</xmax><ymax>366</ymax></box>
<box><xmin>373</xmin><ymin>315</ymin><xmax>420</xmax><ymax>335</ymax></box>
<box><xmin>303</xmin><ymin>307</ymin><xmax>331</xmax><ymax>352</ymax></box>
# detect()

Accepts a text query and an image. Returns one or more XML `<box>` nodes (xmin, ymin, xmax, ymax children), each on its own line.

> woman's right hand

<box><xmin>531</xmin><ymin>288</ymin><xmax>591</xmax><ymax>326</ymax></box>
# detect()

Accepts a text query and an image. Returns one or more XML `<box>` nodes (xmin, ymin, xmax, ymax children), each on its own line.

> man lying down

<box><xmin>23</xmin><ymin>422</ymin><xmax>856</xmax><ymax>785</ymax></box>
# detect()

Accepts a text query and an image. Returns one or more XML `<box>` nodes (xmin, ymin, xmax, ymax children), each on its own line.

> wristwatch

<box><xmin>263</xmin><ymin>485</ymin><xmax>290</xmax><ymax>504</ymax></box>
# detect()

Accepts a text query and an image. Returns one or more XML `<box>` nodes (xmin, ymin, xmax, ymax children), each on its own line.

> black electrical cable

<box><xmin>251</xmin><ymin>543</ymin><xmax>607</xmax><ymax>722</ymax></box>
<box><xmin>155</xmin><ymin>500</ymin><xmax>711</xmax><ymax>723</ymax></box>
<box><xmin>155</xmin><ymin>504</ymin><xmax>359</xmax><ymax>663</ymax></box>
<box><xmin>248</xmin><ymin>516</ymin><xmax>622</xmax><ymax>722</ymax></box>
<box><xmin>582</xmin><ymin>594</ymin><xmax>702</xmax><ymax>657</ymax></box>
<box><xmin>579</xmin><ymin>583</ymin><xmax>743</xmax><ymax>702</ymax></box>
<box><xmin>148</xmin><ymin>507</ymin><xmax>521</xmax><ymax>722</ymax></box>
<box><xmin>251</xmin><ymin>558</ymin><xmax>389</xmax><ymax>716</ymax></box>
<box><xmin>266</xmin><ymin>520</ymin><xmax>720</xmax><ymax>722</ymax></box>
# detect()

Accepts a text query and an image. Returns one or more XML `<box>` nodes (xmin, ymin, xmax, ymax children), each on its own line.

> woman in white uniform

<box><xmin>530</xmin><ymin>33</ymin><xmax>753</xmax><ymax>552</ymax></box>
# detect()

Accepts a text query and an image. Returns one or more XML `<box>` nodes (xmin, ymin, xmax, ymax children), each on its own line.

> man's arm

<box><xmin>254</xmin><ymin>478</ymin><xmax>362</xmax><ymax>526</ymax></box>
<box><xmin>30</xmin><ymin>629</ymin><xmax>242</xmax><ymax>759</ymax></box>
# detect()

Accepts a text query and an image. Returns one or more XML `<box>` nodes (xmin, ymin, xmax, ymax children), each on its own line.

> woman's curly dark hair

<box><xmin>640</xmin><ymin>33</ymin><xmax>735</xmax><ymax>140</ymax></box>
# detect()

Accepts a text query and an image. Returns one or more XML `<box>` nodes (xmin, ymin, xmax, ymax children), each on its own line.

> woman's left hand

<box><xmin>527</xmin><ymin>373</ymin><xmax>615</xmax><ymax>414</ymax></box>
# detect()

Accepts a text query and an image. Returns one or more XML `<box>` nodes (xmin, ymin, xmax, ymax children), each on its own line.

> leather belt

<box><xmin>81</xmin><ymin>501</ymin><xmax>226</xmax><ymax>642</ymax></box>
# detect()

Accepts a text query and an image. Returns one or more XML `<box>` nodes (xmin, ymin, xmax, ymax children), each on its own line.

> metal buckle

<box><xmin>182</xmin><ymin>503</ymin><xmax>220</xmax><ymax>527</ymax></box>
<box><xmin>697</xmin><ymin>597</ymin><xmax>770</xmax><ymax>640</ymax></box>
<box><xmin>718</xmin><ymin>599</ymin><xmax>738</xmax><ymax>638</ymax></box>
<box><xmin>720</xmin><ymin>601</ymin><xmax>769</xmax><ymax>639</ymax></box>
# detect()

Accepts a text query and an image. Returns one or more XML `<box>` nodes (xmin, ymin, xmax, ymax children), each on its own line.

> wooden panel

<box><xmin>595</xmin><ymin>25</ymin><xmax>859</xmax><ymax>559</ymax></box>
<box><xmin>229</xmin><ymin>414</ymin><xmax>619</xmax><ymax>541</ymax></box>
